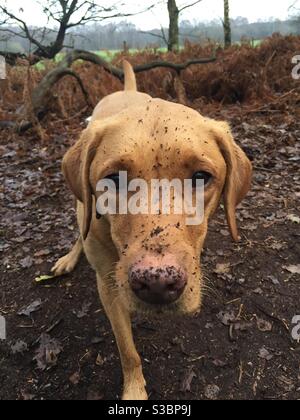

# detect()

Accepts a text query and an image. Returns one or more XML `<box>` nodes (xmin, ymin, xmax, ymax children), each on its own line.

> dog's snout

<box><xmin>129</xmin><ymin>259</ymin><xmax>187</xmax><ymax>305</ymax></box>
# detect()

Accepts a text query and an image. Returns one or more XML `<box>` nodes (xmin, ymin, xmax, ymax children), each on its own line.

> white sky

<box><xmin>4</xmin><ymin>0</ymin><xmax>295</xmax><ymax>30</ymax></box>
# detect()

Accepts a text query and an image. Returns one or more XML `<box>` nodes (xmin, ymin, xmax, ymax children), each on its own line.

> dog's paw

<box><xmin>122</xmin><ymin>389</ymin><xmax>148</xmax><ymax>401</ymax></box>
<box><xmin>51</xmin><ymin>254</ymin><xmax>78</xmax><ymax>277</ymax></box>
<box><xmin>122</xmin><ymin>381</ymin><xmax>148</xmax><ymax>401</ymax></box>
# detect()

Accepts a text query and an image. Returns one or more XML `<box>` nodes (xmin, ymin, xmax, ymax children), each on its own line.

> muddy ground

<box><xmin>0</xmin><ymin>106</ymin><xmax>299</xmax><ymax>400</ymax></box>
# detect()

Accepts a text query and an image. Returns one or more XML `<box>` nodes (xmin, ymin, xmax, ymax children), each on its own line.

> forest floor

<box><xmin>0</xmin><ymin>100</ymin><xmax>299</xmax><ymax>400</ymax></box>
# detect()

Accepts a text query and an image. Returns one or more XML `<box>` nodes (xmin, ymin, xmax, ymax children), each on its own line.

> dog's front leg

<box><xmin>98</xmin><ymin>278</ymin><xmax>147</xmax><ymax>400</ymax></box>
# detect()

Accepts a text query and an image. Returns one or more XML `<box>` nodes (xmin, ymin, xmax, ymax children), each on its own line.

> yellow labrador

<box><xmin>52</xmin><ymin>61</ymin><xmax>252</xmax><ymax>400</ymax></box>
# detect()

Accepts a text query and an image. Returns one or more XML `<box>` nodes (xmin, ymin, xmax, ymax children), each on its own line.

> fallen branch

<box><xmin>29</xmin><ymin>66</ymin><xmax>93</xmax><ymax>117</ymax></box>
<box><xmin>50</xmin><ymin>49</ymin><xmax>216</xmax><ymax>79</ymax></box>
<box><xmin>5</xmin><ymin>49</ymin><xmax>216</xmax><ymax>133</ymax></box>
<box><xmin>133</xmin><ymin>58</ymin><xmax>216</xmax><ymax>74</ymax></box>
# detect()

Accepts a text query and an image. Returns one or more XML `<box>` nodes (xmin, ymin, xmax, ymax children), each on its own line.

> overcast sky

<box><xmin>4</xmin><ymin>0</ymin><xmax>296</xmax><ymax>30</ymax></box>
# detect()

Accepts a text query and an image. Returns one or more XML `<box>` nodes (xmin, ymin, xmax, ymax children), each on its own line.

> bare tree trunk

<box><xmin>168</xmin><ymin>0</ymin><xmax>180</xmax><ymax>52</ymax></box>
<box><xmin>34</xmin><ymin>23</ymin><xmax>68</xmax><ymax>58</ymax></box>
<box><xmin>223</xmin><ymin>0</ymin><xmax>232</xmax><ymax>48</ymax></box>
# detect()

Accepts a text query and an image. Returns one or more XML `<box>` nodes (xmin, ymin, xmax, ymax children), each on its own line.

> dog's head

<box><xmin>63</xmin><ymin>99</ymin><xmax>252</xmax><ymax>314</ymax></box>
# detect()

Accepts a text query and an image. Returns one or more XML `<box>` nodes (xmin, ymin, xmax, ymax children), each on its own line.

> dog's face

<box><xmin>63</xmin><ymin>99</ymin><xmax>252</xmax><ymax>315</ymax></box>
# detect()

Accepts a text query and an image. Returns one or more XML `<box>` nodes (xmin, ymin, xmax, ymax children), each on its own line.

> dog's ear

<box><xmin>62</xmin><ymin>122</ymin><xmax>106</xmax><ymax>240</ymax></box>
<box><xmin>212</xmin><ymin>121</ymin><xmax>252</xmax><ymax>241</ymax></box>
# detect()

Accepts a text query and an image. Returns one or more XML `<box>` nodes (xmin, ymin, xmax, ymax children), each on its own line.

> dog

<box><xmin>51</xmin><ymin>60</ymin><xmax>252</xmax><ymax>400</ymax></box>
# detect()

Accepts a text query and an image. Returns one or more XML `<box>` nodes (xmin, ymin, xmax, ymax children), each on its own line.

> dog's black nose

<box><xmin>129</xmin><ymin>264</ymin><xmax>187</xmax><ymax>305</ymax></box>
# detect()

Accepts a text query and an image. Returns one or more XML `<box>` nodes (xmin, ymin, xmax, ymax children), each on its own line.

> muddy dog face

<box><xmin>63</xmin><ymin>99</ymin><xmax>252</xmax><ymax>315</ymax></box>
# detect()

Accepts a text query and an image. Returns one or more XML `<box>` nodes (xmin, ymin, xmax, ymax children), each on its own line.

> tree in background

<box><xmin>167</xmin><ymin>0</ymin><xmax>179</xmax><ymax>51</ymax></box>
<box><xmin>223</xmin><ymin>0</ymin><xmax>232</xmax><ymax>48</ymax></box>
<box><xmin>167</xmin><ymin>0</ymin><xmax>203</xmax><ymax>51</ymax></box>
<box><xmin>0</xmin><ymin>0</ymin><xmax>153</xmax><ymax>59</ymax></box>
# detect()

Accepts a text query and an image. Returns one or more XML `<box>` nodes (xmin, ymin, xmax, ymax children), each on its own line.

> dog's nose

<box><xmin>129</xmin><ymin>262</ymin><xmax>187</xmax><ymax>305</ymax></box>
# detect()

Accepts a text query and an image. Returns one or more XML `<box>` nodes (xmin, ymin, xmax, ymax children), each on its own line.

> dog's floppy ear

<box><xmin>213</xmin><ymin>121</ymin><xmax>252</xmax><ymax>241</ymax></box>
<box><xmin>62</xmin><ymin>122</ymin><xmax>106</xmax><ymax>240</ymax></box>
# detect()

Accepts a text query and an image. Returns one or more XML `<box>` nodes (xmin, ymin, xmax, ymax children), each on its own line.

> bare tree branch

<box><xmin>140</xmin><ymin>28</ymin><xmax>202</xmax><ymax>44</ymax></box>
<box><xmin>139</xmin><ymin>31</ymin><xmax>167</xmax><ymax>42</ymax></box>
<box><xmin>0</xmin><ymin>4</ymin><xmax>48</xmax><ymax>54</ymax></box>
<box><xmin>288</xmin><ymin>0</ymin><xmax>299</xmax><ymax>10</ymax></box>
<box><xmin>0</xmin><ymin>0</ymin><xmax>156</xmax><ymax>59</ymax></box>
<box><xmin>139</xmin><ymin>23</ymin><xmax>168</xmax><ymax>45</ymax></box>
<box><xmin>179</xmin><ymin>0</ymin><xmax>203</xmax><ymax>12</ymax></box>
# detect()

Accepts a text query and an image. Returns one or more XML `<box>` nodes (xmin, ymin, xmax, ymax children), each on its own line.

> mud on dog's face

<box><xmin>63</xmin><ymin>100</ymin><xmax>252</xmax><ymax>315</ymax></box>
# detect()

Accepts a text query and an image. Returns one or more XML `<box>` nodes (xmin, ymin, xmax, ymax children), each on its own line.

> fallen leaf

<box><xmin>19</xmin><ymin>256</ymin><xmax>33</xmax><ymax>269</ymax></box>
<box><xmin>214</xmin><ymin>263</ymin><xmax>231</xmax><ymax>275</ymax></box>
<box><xmin>234</xmin><ymin>321</ymin><xmax>252</xmax><ymax>331</ymax></box>
<box><xmin>217</xmin><ymin>311</ymin><xmax>236</xmax><ymax>326</ymax></box>
<box><xmin>284</xmin><ymin>265</ymin><xmax>300</xmax><ymax>275</ymax></box>
<box><xmin>73</xmin><ymin>301</ymin><xmax>92</xmax><ymax>319</ymax></box>
<box><xmin>35</xmin><ymin>274</ymin><xmax>55</xmax><ymax>283</ymax></box>
<box><xmin>34</xmin><ymin>249</ymin><xmax>51</xmax><ymax>257</ymax></box>
<box><xmin>33</xmin><ymin>334</ymin><xmax>62</xmax><ymax>370</ymax></box>
<box><xmin>259</xmin><ymin>347</ymin><xmax>273</xmax><ymax>361</ymax></box>
<box><xmin>256</xmin><ymin>317</ymin><xmax>273</xmax><ymax>332</ymax></box>
<box><xmin>96</xmin><ymin>354</ymin><xmax>105</xmax><ymax>366</ymax></box>
<box><xmin>11</xmin><ymin>340</ymin><xmax>28</xmax><ymax>354</ymax></box>
<box><xmin>69</xmin><ymin>371</ymin><xmax>81</xmax><ymax>385</ymax></box>
<box><xmin>204</xmin><ymin>384</ymin><xmax>220</xmax><ymax>400</ymax></box>
<box><xmin>20</xmin><ymin>390</ymin><xmax>35</xmax><ymax>401</ymax></box>
<box><xmin>181</xmin><ymin>366</ymin><xmax>197</xmax><ymax>392</ymax></box>
<box><xmin>287</xmin><ymin>214</ymin><xmax>300</xmax><ymax>224</ymax></box>
<box><xmin>18</xmin><ymin>299</ymin><xmax>42</xmax><ymax>317</ymax></box>
<box><xmin>268</xmin><ymin>275</ymin><xmax>280</xmax><ymax>285</ymax></box>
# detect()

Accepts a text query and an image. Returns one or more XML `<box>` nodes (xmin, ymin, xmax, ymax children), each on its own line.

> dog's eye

<box><xmin>192</xmin><ymin>171</ymin><xmax>212</xmax><ymax>188</ymax></box>
<box><xmin>105</xmin><ymin>174</ymin><xmax>120</xmax><ymax>190</ymax></box>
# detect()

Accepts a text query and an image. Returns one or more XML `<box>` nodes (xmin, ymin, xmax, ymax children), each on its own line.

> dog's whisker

<box><xmin>103</xmin><ymin>271</ymin><xmax>116</xmax><ymax>281</ymax></box>
<box><xmin>201</xmin><ymin>285</ymin><xmax>222</xmax><ymax>302</ymax></box>
<box><xmin>200</xmin><ymin>276</ymin><xmax>222</xmax><ymax>301</ymax></box>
